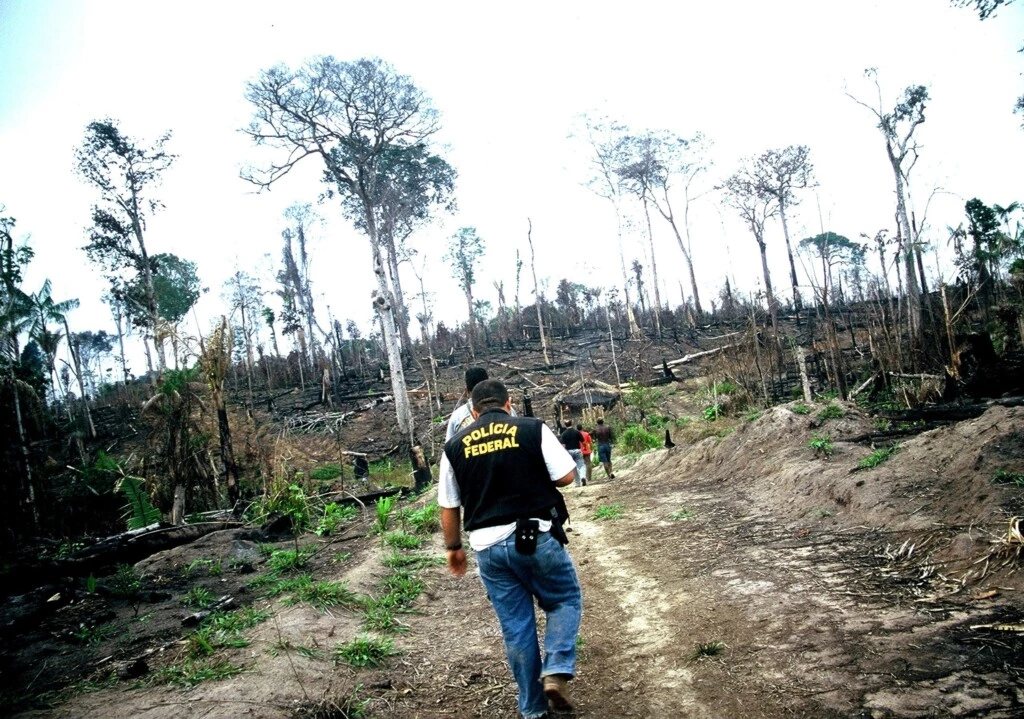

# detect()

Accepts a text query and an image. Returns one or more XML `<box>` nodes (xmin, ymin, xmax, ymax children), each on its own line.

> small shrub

<box><xmin>334</xmin><ymin>636</ymin><xmax>400</xmax><ymax>668</ymax></box>
<box><xmin>110</xmin><ymin>564</ymin><xmax>142</xmax><ymax>599</ymax></box>
<box><xmin>817</xmin><ymin>403</ymin><xmax>845</xmax><ymax>421</ymax></box>
<box><xmin>791</xmin><ymin>403</ymin><xmax>811</xmax><ymax>415</ymax></box>
<box><xmin>674</xmin><ymin>416</ymin><xmax>693</xmax><ymax>429</ymax></box>
<box><xmin>857</xmin><ymin>443</ymin><xmax>900</xmax><ymax>469</ymax></box>
<box><xmin>310</xmin><ymin>464</ymin><xmax>342</xmax><ymax>481</ymax></box>
<box><xmin>712</xmin><ymin>381</ymin><xmax>738</xmax><ymax>395</ymax></box>
<box><xmin>808</xmin><ymin>435</ymin><xmax>834</xmax><ymax>457</ymax></box>
<box><xmin>620</xmin><ymin>424</ymin><xmax>661</xmax><ymax>453</ymax></box>
<box><xmin>691</xmin><ymin>640</ymin><xmax>726</xmax><ymax>661</ymax></box>
<box><xmin>379</xmin><ymin>570</ymin><xmax>424</xmax><ymax>607</ymax></box>
<box><xmin>362</xmin><ymin>599</ymin><xmax>408</xmax><ymax>634</ymax></box>
<box><xmin>702</xmin><ymin>404</ymin><xmax>723</xmax><ymax>422</ymax></box>
<box><xmin>267</xmin><ymin>547</ymin><xmax>314</xmax><ymax>574</ymax></box>
<box><xmin>743</xmin><ymin>409</ymin><xmax>762</xmax><ymax>422</ymax></box>
<box><xmin>593</xmin><ymin>503</ymin><xmax>625</xmax><ymax>521</ymax></box>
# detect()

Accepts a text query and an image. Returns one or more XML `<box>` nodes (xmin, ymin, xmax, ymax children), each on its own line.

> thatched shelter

<box><xmin>552</xmin><ymin>379</ymin><xmax>622</xmax><ymax>426</ymax></box>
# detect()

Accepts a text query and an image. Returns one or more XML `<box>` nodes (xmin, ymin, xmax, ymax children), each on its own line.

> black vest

<box><xmin>444</xmin><ymin>409</ymin><xmax>568</xmax><ymax>531</ymax></box>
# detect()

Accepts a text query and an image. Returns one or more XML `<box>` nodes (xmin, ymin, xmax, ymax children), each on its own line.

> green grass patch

<box><xmin>333</xmin><ymin>636</ymin><xmax>401</xmax><ymax>668</ymax></box>
<box><xmin>743</xmin><ymin>409</ymin><xmax>763</xmax><ymax>422</ymax></box>
<box><xmin>182</xmin><ymin>587</ymin><xmax>217</xmax><ymax>609</ymax></box>
<box><xmin>381</xmin><ymin>552</ymin><xmax>444</xmax><ymax>570</ymax></box>
<box><xmin>592</xmin><ymin>503</ymin><xmax>625</xmax><ymax>521</ymax></box>
<box><xmin>670</xmin><ymin>508</ymin><xmax>695</xmax><ymax>521</ymax></box>
<box><xmin>152</xmin><ymin>658</ymin><xmax>245</xmax><ymax>687</ymax></box>
<box><xmin>316</xmin><ymin>502</ymin><xmax>359</xmax><ymax>536</ymax></box>
<box><xmin>286</xmin><ymin>579</ymin><xmax>362</xmax><ymax>612</ymax></box>
<box><xmin>817</xmin><ymin>403</ymin><xmax>845</xmax><ymax>421</ymax></box>
<box><xmin>361</xmin><ymin>598</ymin><xmax>408</xmax><ymax>634</ymax></box>
<box><xmin>310</xmin><ymin>463</ymin><xmax>343</xmax><ymax>481</ymax></box>
<box><xmin>791</xmin><ymin>403</ymin><xmax>811</xmax><ymax>415</ymax></box>
<box><xmin>702</xmin><ymin>404</ymin><xmax>723</xmax><ymax>421</ymax></box>
<box><xmin>857</xmin><ymin>443</ymin><xmax>901</xmax><ymax>469</ymax></box>
<box><xmin>184</xmin><ymin>558</ymin><xmax>222</xmax><ymax>578</ymax></box>
<box><xmin>993</xmin><ymin>469</ymin><xmax>1024</xmax><ymax>486</ymax></box>
<box><xmin>383</xmin><ymin>531</ymin><xmax>423</xmax><ymax>550</ymax></box>
<box><xmin>379</xmin><ymin>570</ymin><xmax>424</xmax><ymax>607</ymax></box>
<box><xmin>401</xmin><ymin>502</ymin><xmax>441</xmax><ymax>534</ymax></box>
<box><xmin>267</xmin><ymin>546</ymin><xmax>314</xmax><ymax>573</ymax></box>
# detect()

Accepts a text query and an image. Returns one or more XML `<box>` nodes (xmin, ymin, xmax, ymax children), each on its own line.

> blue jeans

<box><xmin>567</xmin><ymin>449</ymin><xmax>585</xmax><ymax>486</ymax></box>
<box><xmin>476</xmin><ymin>531</ymin><xmax>582</xmax><ymax>718</ymax></box>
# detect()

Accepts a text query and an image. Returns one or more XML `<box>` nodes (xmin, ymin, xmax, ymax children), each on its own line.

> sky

<box><xmin>1</xmin><ymin>0</ymin><xmax>1023</xmax><ymax>375</ymax></box>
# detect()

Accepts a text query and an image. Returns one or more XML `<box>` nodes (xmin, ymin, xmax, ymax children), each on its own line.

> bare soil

<box><xmin>4</xmin><ymin>343</ymin><xmax>1024</xmax><ymax>719</ymax></box>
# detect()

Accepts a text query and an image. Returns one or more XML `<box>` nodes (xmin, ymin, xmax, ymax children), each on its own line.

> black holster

<box><xmin>515</xmin><ymin>518</ymin><xmax>540</xmax><ymax>554</ymax></box>
<box><xmin>549</xmin><ymin>506</ymin><xmax>569</xmax><ymax>545</ymax></box>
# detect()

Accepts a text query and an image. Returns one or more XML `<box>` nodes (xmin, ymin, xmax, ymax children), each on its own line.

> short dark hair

<box><xmin>576</xmin><ymin>423</ymin><xmax>583</xmax><ymax>430</ymax></box>
<box><xmin>471</xmin><ymin>379</ymin><xmax>508</xmax><ymax>412</ymax></box>
<box><xmin>465</xmin><ymin>367</ymin><xmax>488</xmax><ymax>392</ymax></box>
<box><xmin>597</xmin><ymin>418</ymin><xmax>605</xmax><ymax>424</ymax></box>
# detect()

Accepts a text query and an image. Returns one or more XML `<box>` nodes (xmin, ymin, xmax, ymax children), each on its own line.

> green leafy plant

<box><xmin>374</xmin><ymin>495</ymin><xmax>395</xmax><ymax>534</ymax></box>
<box><xmin>670</xmin><ymin>508</ymin><xmax>695</xmax><ymax>521</ymax></box>
<box><xmin>857</xmin><ymin>443</ymin><xmax>901</xmax><ymax>469</ymax></box>
<box><xmin>182</xmin><ymin>586</ymin><xmax>217</xmax><ymax>609</ymax></box>
<box><xmin>620</xmin><ymin>424</ymin><xmax>661</xmax><ymax>453</ymax></box>
<box><xmin>333</xmin><ymin>636</ymin><xmax>400</xmax><ymax>668</ymax></box>
<box><xmin>623</xmin><ymin>381</ymin><xmax>664</xmax><ymax>426</ymax></box>
<box><xmin>593</xmin><ymin>503</ymin><xmax>625</xmax><ymax>521</ymax></box>
<box><xmin>808</xmin><ymin>435</ymin><xmax>834</xmax><ymax>457</ymax></box>
<box><xmin>702</xmin><ymin>404</ymin><xmax>723</xmax><ymax>422</ymax></box>
<box><xmin>817</xmin><ymin>403</ymin><xmax>845</xmax><ymax>421</ymax></box>
<box><xmin>184</xmin><ymin>558</ymin><xmax>223</xmax><ymax>578</ymax></box>
<box><xmin>72</xmin><ymin>622</ymin><xmax>116</xmax><ymax>644</ymax></box>
<box><xmin>791</xmin><ymin>403</ymin><xmax>811</xmax><ymax>415</ymax></box>
<box><xmin>316</xmin><ymin>502</ymin><xmax>358</xmax><ymax>536</ymax></box>
<box><xmin>85</xmin><ymin>574</ymin><xmax>97</xmax><ymax>593</ymax></box>
<box><xmin>310</xmin><ymin>463</ymin><xmax>343</xmax><ymax>481</ymax></box>
<box><xmin>116</xmin><ymin>475</ymin><xmax>161</xmax><ymax>530</ymax></box>
<box><xmin>993</xmin><ymin>469</ymin><xmax>1024</xmax><ymax>486</ymax></box>
<box><xmin>743</xmin><ymin>409</ymin><xmax>763</xmax><ymax>422</ymax></box>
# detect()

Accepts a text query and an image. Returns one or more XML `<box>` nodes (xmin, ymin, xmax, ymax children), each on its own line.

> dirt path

<box><xmin>14</xmin><ymin>404</ymin><xmax>1024</xmax><ymax>719</ymax></box>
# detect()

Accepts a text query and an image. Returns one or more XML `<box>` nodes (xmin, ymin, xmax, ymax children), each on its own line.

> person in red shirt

<box><xmin>576</xmin><ymin>423</ymin><xmax>593</xmax><ymax>485</ymax></box>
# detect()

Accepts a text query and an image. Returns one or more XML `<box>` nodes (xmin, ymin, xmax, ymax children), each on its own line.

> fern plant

<box><xmin>116</xmin><ymin>475</ymin><xmax>161</xmax><ymax>530</ymax></box>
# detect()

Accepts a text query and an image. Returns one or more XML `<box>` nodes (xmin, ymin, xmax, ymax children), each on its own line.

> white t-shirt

<box><xmin>438</xmin><ymin>420</ymin><xmax>576</xmax><ymax>551</ymax></box>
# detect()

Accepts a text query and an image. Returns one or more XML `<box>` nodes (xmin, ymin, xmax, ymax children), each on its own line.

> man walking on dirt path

<box><xmin>577</xmin><ymin>423</ymin><xmax>593</xmax><ymax>485</ymax></box>
<box><xmin>592</xmin><ymin>418</ymin><xmax>615</xmax><ymax>479</ymax></box>
<box><xmin>559</xmin><ymin>421</ymin><xmax>587</xmax><ymax>486</ymax></box>
<box><xmin>439</xmin><ymin>379</ymin><xmax>582</xmax><ymax>719</ymax></box>
<box><xmin>446</xmin><ymin>367</ymin><xmax>490</xmax><ymax>441</ymax></box>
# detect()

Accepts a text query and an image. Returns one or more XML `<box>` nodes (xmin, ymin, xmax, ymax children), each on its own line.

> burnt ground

<box><xmin>3</xmin><ymin>331</ymin><xmax>1024</xmax><ymax>719</ymax></box>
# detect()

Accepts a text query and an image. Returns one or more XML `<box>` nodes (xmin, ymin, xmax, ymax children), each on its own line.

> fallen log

<box><xmin>658</xmin><ymin>345</ymin><xmax>734</xmax><ymax>369</ymax></box>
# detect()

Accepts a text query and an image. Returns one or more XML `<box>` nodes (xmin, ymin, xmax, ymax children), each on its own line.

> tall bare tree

<box><xmin>723</xmin><ymin>164</ymin><xmax>781</xmax><ymax>334</ymax></box>
<box><xmin>445</xmin><ymin>227</ymin><xmax>485</xmax><ymax>359</ymax></box>
<box><xmin>244</xmin><ymin>56</ymin><xmax>444</xmax><ymax>451</ymax></box>
<box><xmin>576</xmin><ymin>115</ymin><xmax>643</xmax><ymax>337</ymax></box>
<box><xmin>753</xmin><ymin>145</ymin><xmax>814</xmax><ymax>316</ymax></box>
<box><xmin>76</xmin><ymin>120</ymin><xmax>176</xmax><ymax>375</ymax></box>
<box><xmin>616</xmin><ymin>130</ymin><xmax>711</xmax><ymax>318</ymax></box>
<box><xmin>848</xmin><ymin>71</ymin><xmax>929</xmax><ymax>345</ymax></box>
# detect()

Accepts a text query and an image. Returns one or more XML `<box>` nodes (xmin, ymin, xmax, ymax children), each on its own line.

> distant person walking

<box><xmin>446</xmin><ymin>367</ymin><xmax>491</xmax><ymax>442</ymax></box>
<box><xmin>439</xmin><ymin>379</ymin><xmax>582</xmax><ymax>718</ymax></box>
<box><xmin>592</xmin><ymin>417</ymin><xmax>615</xmax><ymax>479</ymax></box>
<box><xmin>559</xmin><ymin>421</ymin><xmax>587</xmax><ymax>487</ymax></box>
<box><xmin>577</xmin><ymin>423</ymin><xmax>593</xmax><ymax>485</ymax></box>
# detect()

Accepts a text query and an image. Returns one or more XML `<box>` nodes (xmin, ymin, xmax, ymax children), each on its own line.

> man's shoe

<box><xmin>543</xmin><ymin>674</ymin><xmax>574</xmax><ymax>712</ymax></box>
<box><xmin>608</xmin><ymin>473</ymin><xmax>615</xmax><ymax>479</ymax></box>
